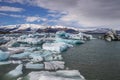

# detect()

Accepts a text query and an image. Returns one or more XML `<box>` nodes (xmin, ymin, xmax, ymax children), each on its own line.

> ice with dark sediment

<box><xmin>44</xmin><ymin>61</ymin><xmax>65</xmax><ymax>70</ymax></box>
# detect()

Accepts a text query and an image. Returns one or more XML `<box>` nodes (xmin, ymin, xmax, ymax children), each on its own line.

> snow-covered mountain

<box><xmin>0</xmin><ymin>24</ymin><xmax>79</xmax><ymax>33</ymax></box>
<box><xmin>0</xmin><ymin>24</ymin><xmax>113</xmax><ymax>34</ymax></box>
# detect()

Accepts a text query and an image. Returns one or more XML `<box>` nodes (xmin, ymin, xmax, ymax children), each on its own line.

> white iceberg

<box><xmin>42</xmin><ymin>42</ymin><xmax>69</xmax><ymax>53</ymax></box>
<box><xmin>6</xmin><ymin>64</ymin><xmax>23</xmax><ymax>77</ymax></box>
<box><xmin>25</xmin><ymin>62</ymin><xmax>44</xmax><ymax>70</ymax></box>
<box><xmin>44</xmin><ymin>61</ymin><xmax>65</xmax><ymax>70</ymax></box>
<box><xmin>27</xmin><ymin>70</ymin><xmax>85</xmax><ymax>80</ymax></box>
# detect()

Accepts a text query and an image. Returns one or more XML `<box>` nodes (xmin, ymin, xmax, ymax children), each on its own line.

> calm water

<box><xmin>62</xmin><ymin>39</ymin><xmax>120</xmax><ymax>80</ymax></box>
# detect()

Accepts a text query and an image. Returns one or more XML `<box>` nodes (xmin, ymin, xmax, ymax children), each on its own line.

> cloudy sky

<box><xmin>0</xmin><ymin>0</ymin><xmax>120</xmax><ymax>29</ymax></box>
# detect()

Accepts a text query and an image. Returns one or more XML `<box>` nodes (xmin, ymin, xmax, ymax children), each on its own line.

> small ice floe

<box><xmin>6</xmin><ymin>64</ymin><xmax>23</xmax><ymax>78</ymax></box>
<box><xmin>25</xmin><ymin>62</ymin><xmax>44</xmax><ymax>70</ymax></box>
<box><xmin>0</xmin><ymin>50</ymin><xmax>10</xmax><ymax>61</ymax></box>
<box><xmin>44</xmin><ymin>61</ymin><xmax>65</xmax><ymax>70</ymax></box>
<box><xmin>10</xmin><ymin>60</ymin><xmax>22</xmax><ymax>64</ymax></box>
<box><xmin>44</xmin><ymin>54</ymin><xmax>63</xmax><ymax>61</ymax></box>
<box><xmin>29</xmin><ymin>54</ymin><xmax>43</xmax><ymax>63</ymax></box>
<box><xmin>8</xmin><ymin>48</ymin><xmax>24</xmax><ymax>54</ymax></box>
<box><xmin>27</xmin><ymin>70</ymin><xmax>85</xmax><ymax>80</ymax></box>
<box><xmin>0</xmin><ymin>61</ymin><xmax>11</xmax><ymax>65</ymax></box>
<box><xmin>10</xmin><ymin>52</ymin><xmax>30</xmax><ymax>59</ymax></box>
<box><xmin>42</xmin><ymin>42</ymin><xmax>69</xmax><ymax>53</ymax></box>
<box><xmin>17</xmin><ymin>77</ymin><xmax>23</xmax><ymax>80</ymax></box>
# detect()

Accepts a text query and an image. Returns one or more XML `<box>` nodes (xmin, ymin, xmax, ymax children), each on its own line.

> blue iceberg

<box><xmin>25</xmin><ymin>62</ymin><xmax>44</xmax><ymax>70</ymax></box>
<box><xmin>0</xmin><ymin>50</ymin><xmax>9</xmax><ymax>61</ymax></box>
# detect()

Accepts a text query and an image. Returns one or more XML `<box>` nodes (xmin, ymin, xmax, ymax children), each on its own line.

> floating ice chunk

<box><xmin>0</xmin><ymin>50</ymin><xmax>9</xmax><ymax>61</ymax></box>
<box><xmin>8</xmin><ymin>48</ymin><xmax>24</xmax><ymax>54</ymax></box>
<box><xmin>11</xmin><ymin>60</ymin><xmax>22</xmax><ymax>64</ymax></box>
<box><xmin>0</xmin><ymin>61</ymin><xmax>11</xmax><ymax>65</ymax></box>
<box><xmin>42</xmin><ymin>42</ymin><xmax>69</xmax><ymax>53</ymax></box>
<box><xmin>6</xmin><ymin>64</ymin><xmax>23</xmax><ymax>77</ymax></box>
<box><xmin>25</xmin><ymin>62</ymin><xmax>44</xmax><ymax>70</ymax></box>
<box><xmin>29</xmin><ymin>54</ymin><xmax>43</xmax><ymax>63</ymax></box>
<box><xmin>17</xmin><ymin>37</ymin><xmax>43</xmax><ymax>45</ymax></box>
<box><xmin>27</xmin><ymin>70</ymin><xmax>85</xmax><ymax>80</ymax></box>
<box><xmin>10</xmin><ymin>52</ymin><xmax>30</xmax><ymax>59</ymax></box>
<box><xmin>55</xmin><ymin>38</ymin><xmax>84</xmax><ymax>44</ymax></box>
<box><xmin>44</xmin><ymin>54</ymin><xmax>63</xmax><ymax>61</ymax></box>
<box><xmin>44</xmin><ymin>61</ymin><xmax>65</xmax><ymax>70</ymax></box>
<box><xmin>56</xmin><ymin>31</ymin><xmax>70</xmax><ymax>38</ymax></box>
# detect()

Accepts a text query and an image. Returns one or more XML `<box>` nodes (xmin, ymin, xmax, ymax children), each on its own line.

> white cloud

<box><xmin>0</xmin><ymin>6</ymin><xmax>24</xmax><ymax>12</ymax></box>
<box><xmin>25</xmin><ymin>16</ymin><xmax>47</xmax><ymax>22</ymax></box>
<box><xmin>0</xmin><ymin>12</ymin><xmax>25</xmax><ymax>18</ymax></box>
<box><xmin>1</xmin><ymin>0</ymin><xmax>24</xmax><ymax>4</ymax></box>
<box><xmin>2</xmin><ymin>0</ymin><xmax>120</xmax><ymax>28</ymax></box>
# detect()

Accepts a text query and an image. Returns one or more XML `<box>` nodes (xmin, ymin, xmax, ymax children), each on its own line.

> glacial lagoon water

<box><xmin>63</xmin><ymin>39</ymin><xmax>120</xmax><ymax>80</ymax></box>
<box><xmin>0</xmin><ymin>34</ymin><xmax>120</xmax><ymax>80</ymax></box>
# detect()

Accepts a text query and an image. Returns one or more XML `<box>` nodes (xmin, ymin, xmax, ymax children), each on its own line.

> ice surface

<box><xmin>17</xmin><ymin>36</ymin><xmax>43</xmax><ymax>45</ymax></box>
<box><xmin>27</xmin><ymin>70</ymin><xmax>85</xmax><ymax>80</ymax></box>
<box><xmin>42</xmin><ymin>42</ymin><xmax>69</xmax><ymax>53</ymax></box>
<box><xmin>56</xmin><ymin>31</ymin><xmax>70</xmax><ymax>39</ymax></box>
<box><xmin>10</xmin><ymin>52</ymin><xmax>30</xmax><ymax>59</ymax></box>
<box><xmin>6</xmin><ymin>64</ymin><xmax>23</xmax><ymax>77</ymax></box>
<box><xmin>44</xmin><ymin>61</ymin><xmax>65</xmax><ymax>70</ymax></box>
<box><xmin>29</xmin><ymin>54</ymin><xmax>43</xmax><ymax>63</ymax></box>
<box><xmin>0</xmin><ymin>50</ymin><xmax>9</xmax><ymax>61</ymax></box>
<box><xmin>0</xmin><ymin>61</ymin><xmax>11</xmax><ymax>65</ymax></box>
<box><xmin>55</xmin><ymin>37</ymin><xmax>84</xmax><ymax>44</ymax></box>
<box><xmin>25</xmin><ymin>62</ymin><xmax>44</xmax><ymax>70</ymax></box>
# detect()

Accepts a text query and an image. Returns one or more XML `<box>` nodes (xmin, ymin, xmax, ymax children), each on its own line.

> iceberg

<box><xmin>56</xmin><ymin>31</ymin><xmax>70</xmax><ymax>38</ymax></box>
<box><xmin>29</xmin><ymin>54</ymin><xmax>43</xmax><ymax>63</ymax></box>
<box><xmin>27</xmin><ymin>70</ymin><xmax>85</xmax><ymax>80</ymax></box>
<box><xmin>17</xmin><ymin>35</ymin><xmax>43</xmax><ymax>45</ymax></box>
<box><xmin>42</xmin><ymin>42</ymin><xmax>69</xmax><ymax>53</ymax></box>
<box><xmin>55</xmin><ymin>37</ymin><xmax>84</xmax><ymax>44</ymax></box>
<box><xmin>0</xmin><ymin>50</ymin><xmax>9</xmax><ymax>61</ymax></box>
<box><xmin>25</xmin><ymin>62</ymin><xmax>44</xmax><ymax>70</ymax></box>
<box><xmin>6</xmin><ymin>64</ymin><xmax>23</xmax><ymax>77</ymax></box>
<box><xmin>10</xmin><ymin>52</ymin><xmax>30</xmax><ymax>59</ymax></box>
<box><xmin>44</xmin><ymin>54</ymin><xmax>63</xmax><ymax>61</ymax></box>
<box><xmin>8</xmin><ymin>48</ymin><xmax>24</xmax><ymax>54</ymax></box>
<box><xmin>44</xmin><ymin>61</ymin><xmax>65</xmax><ymax>70</ymax></box>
